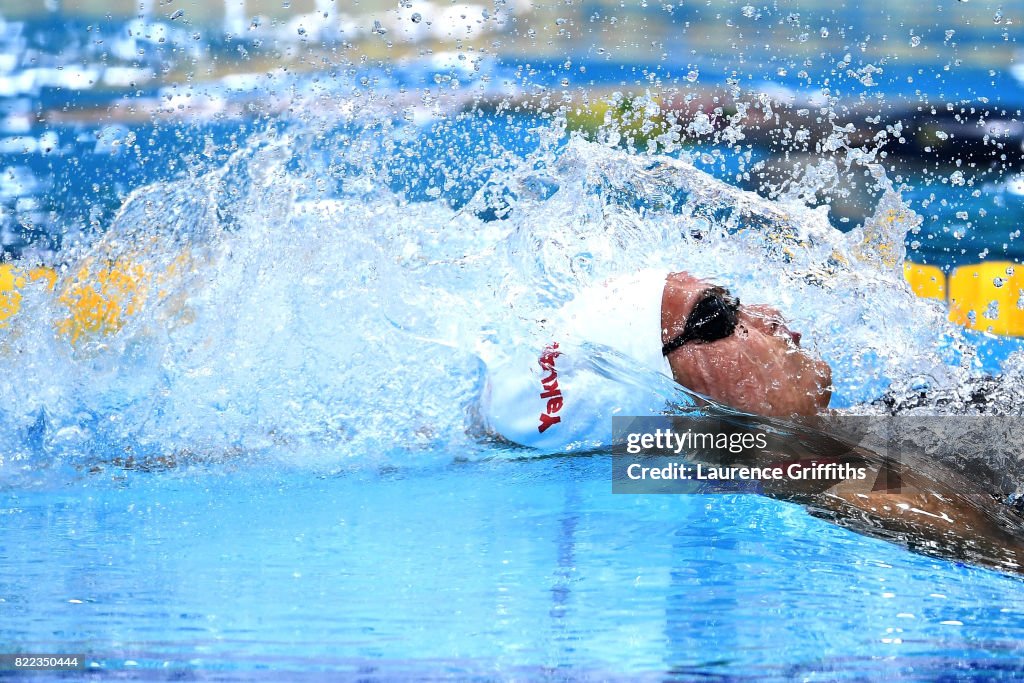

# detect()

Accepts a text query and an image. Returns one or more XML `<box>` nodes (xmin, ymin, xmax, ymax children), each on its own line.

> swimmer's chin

<box><xmin>730</xmin><ymin>360</ymin><xmax>833</xmax><ymax>418</ymax></box>
<box><xmin>727</xmin><ymin>372</ymin><xmax>832</xmax><ymax>419</ymax></box>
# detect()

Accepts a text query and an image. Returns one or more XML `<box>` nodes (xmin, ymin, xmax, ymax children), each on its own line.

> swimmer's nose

<box><xmin>774</xmin><ymin>322</ymin><xmax>801</xmax><ymax>347</ymax></box>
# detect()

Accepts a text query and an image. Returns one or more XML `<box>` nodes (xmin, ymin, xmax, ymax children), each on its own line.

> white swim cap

<box><xmin>552</xmin><ymin>268</ymin><xmax>672</xmax><ymax>378</ymax></box>
<box><xmin>477</xmin><ymin>269</ymin><xmax>673</xmax><ymax>451</ymax></box>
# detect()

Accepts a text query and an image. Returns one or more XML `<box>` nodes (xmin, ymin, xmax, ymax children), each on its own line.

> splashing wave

<box><xmin>0</xmin><ymin>107</ymin><xmax>1014</xmax><ymax>483</ymax></box>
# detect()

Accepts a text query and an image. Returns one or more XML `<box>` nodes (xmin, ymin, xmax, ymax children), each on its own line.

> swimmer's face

<box><xmin>661</xmin><ymin>272</ymin><xmax>832</xmax><ymax>417</ymax></box>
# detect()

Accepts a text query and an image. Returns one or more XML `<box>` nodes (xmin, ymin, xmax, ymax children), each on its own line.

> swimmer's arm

<box><xmin>698</xmin><ymin>419</ymin><xmax>1024</xmax><ymax>575</ymax></box>
<box><xmin>800</xmin><ymin>466</ymin><xmax>1024</xmax><ymax>576</ymax></box>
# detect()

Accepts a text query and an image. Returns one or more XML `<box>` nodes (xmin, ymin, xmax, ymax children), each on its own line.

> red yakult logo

<box><xmin>537</xmin><ymin>343</ymin><xmax>564</xmax><ymax>433</ymax></box>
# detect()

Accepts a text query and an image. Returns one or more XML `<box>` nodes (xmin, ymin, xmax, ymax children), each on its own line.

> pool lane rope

<box><xmin>0</xmin><ymin>259</ymin><xmax>1022</xmax><ymax>340</ymax></box>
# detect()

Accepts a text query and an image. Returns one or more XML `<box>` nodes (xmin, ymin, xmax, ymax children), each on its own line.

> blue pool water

<box><xmin>5</xmin><ymin>458</ymin><xmax>1024</xmax><ymax>678</ymax></box>
<box><xmin>2</xmin><ymin>7</ymin><xmax>1024</xmax><ymax>679</ymax></box>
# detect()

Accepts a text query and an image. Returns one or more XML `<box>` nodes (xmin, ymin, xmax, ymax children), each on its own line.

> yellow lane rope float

<box><xmin>56</xmin><ymin>260</ymin><xmax>151</xmax><ymax>342</ymax></box>
<box><xmin>0</xmin><ymin>264</ymin><xmax>57</xmax><ymax>328</ymax></box>
<box><xmin>0</xmin><ymin>249</ymin><xmax>196</xmax><ymax>341</ymax></box>
<box><xmin>902</xmin><ymin>260</ymin><xmax>1024</xmax><ymax>336</ymax></box>
<box><xmin>948</xmin><ymin>261</ymin><xmax>1024</xmax><ymax>336</ymax></box>
<box><xmin>903</xmin><ymin>262</ymin><xmax>946</xmax><ymax>300</ymax></box>
<box><xmin>1</xmin><ymin>261</ymin><xmax>153</xmax><ymax>340</ymax></box>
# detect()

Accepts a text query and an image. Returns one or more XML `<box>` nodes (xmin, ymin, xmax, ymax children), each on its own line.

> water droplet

<box><xmin>994</xmin><ymin>7</ymin><xmax>1004</xmax><ymax>23</ymax></box>
<box><xmin>411</xmin><ymin>12</ymin><xmax>422</xmax><ymax>23</ymax></box>
<box><xmin>820</xmin><ymin>27</ymin><xmax>829</xmax><ymax>38</ymax></box>
<box><xmin>169</xmin><ymin>8</ymin><xmax>184</xmax><ymax>20</ymax></box>
<box><xmin>686</xmin><ymin>69</ymin><xmax>699</xmax><ymax>82</ymax></box>
<box><xmin>741</xmin><ymin>5</ymin><xmax>756</xmax><ymax>18</ymax></box>
<box><xmin>297</xmin><ymin>26</ymin><xmax>306</xmax><ymax>36</ymax></box>
<box><xmin>993</xmin><ymin>277</ymin><xmax>1006</xmax><ymax>288</ymax></box>
<box><xmin>910</xmin><ymin>35</ymin><xmax>921</xmax><ymax>47</ymax></box>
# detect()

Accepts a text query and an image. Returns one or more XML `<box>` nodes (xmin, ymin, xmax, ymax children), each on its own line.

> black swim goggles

<box><xmin>661</xmin><ymin>286</ymin><xmax>740</xmax><ymax>356</ymax></box>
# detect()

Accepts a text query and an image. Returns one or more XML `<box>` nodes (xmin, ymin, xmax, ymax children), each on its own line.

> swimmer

<box><xmin>476</xmin><ymin>268</ymin><xmax>1024</xmax><ymax>576</ymax></box>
